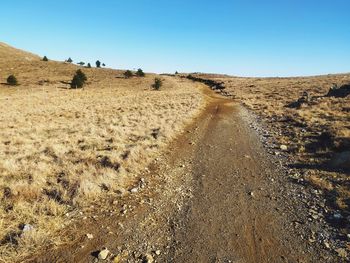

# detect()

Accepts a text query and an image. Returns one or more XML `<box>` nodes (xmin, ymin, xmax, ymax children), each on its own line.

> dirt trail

<box><xmin>166</xmin><ymin>92</ymin><xmax>305</xmax><ymax>263</ymax></box>
<box><xmin>29</xmin><ymin>80</ymin><xmax>331</xmax><ymax>263</ymax></box>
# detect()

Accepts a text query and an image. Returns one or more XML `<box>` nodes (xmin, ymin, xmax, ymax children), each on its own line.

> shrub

<box><xmin>42</xmin><ymin>56</ymin><xmax>48</xmax><ymax>61</ymax></box>
<box><xmin>152</xmin><ymin>78</ymin><xmax>162</xmax><ymax>90</ymax></box>
<box><xmin>102</xmin><ymin>63</ymin><xmax>106</xmax><ymax>67</ymax></box>
<box><xmin>67</xmin><ymin>57</ymin><xmax>73</xmax><ymax>63</ymax></box>
<box><xmin>136</xmin><ymin>68</ymin><xmax>145</xmax><ymax>77</ymax></box>
<box><xmin>175</xmin><ymin>71</ymin><xmax>179</xmax><ymax>75</ymax></box>
<box><xmin>96</xmin><ymin>60</ymin><xmax>101</xmax><ymax>68</ymax></box>
<box><xmin>87</xmin><ymin>63</ymin><xmax>91</xmax><ymax>68</ymax></box>
<box><xmin>7</xmin><ymin>75</ymin><xmax>18</xmax><ymax>86</ymax></box>
<box><xmin>70</xmin><ymin>69</ymin><xmax>87</xmax><ymax>89</ymax></box>
<box><xmin>77</xmin><ymin>62</ymin><xmax>85</xmax><ymax>66</ymax></box>
<box><xmin>76</xmin><ymin>69</ymin><xmax>87</xmax><ymax>82</ymax></box>
<box><xmin>124</xmin><ymin>70</ymin><xmax>133</xmax><ymax>79</ymax></box>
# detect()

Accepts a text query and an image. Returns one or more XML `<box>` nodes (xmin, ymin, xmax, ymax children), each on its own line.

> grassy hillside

<box><xmin>0</xmin><ymin>43</ymin><xmax>205</xmax><ymax>261</ymax></box>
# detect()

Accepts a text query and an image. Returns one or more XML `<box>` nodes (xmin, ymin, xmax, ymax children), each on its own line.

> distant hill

<box><xmin>0</xmin><ymin>41</ymin><xmax>123</xmax><ymax>87</ymax></box>
<box><xmin>0</xmin><ymin>42</ymin><xmax>40</xmax><ymax>63</ymax></box>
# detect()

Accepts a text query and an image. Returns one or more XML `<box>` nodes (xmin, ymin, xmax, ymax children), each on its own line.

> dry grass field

<box><xmin>193</xmin><ymin>73</ymin><xmax>350</xmax><ymax>218</ymax></box>
<box><xmin>0</xmin><ymin>43</ymin><xmax>205</xmax><ymax>261</ymax></box>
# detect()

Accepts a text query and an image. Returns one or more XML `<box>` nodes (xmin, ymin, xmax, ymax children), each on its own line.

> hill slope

<box><xmin>0</xmin><ymin>43</ymin><xmax>205</xmax><ymax>262</ymax></box>
<box><xmin>0</xmin><ymin>42</ymin><xmax>40</xmax><ymax>61</ymax></box>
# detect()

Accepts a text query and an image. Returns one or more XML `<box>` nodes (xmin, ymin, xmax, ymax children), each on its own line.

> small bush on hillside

<box><xmin>87</xmin><ymin>63</ymin><xmax>91</xmax><ymax>68</ymax></box>
<box><xmin>136</xmin><ymin>68</ymin><xmax>145</xmax><ymax>77</ymax></box>
<box><xmin>96</xmin><ymin>60</ymin><xmax>101</xmax><ymax>68</ymax></box>
<box><xmin>70</xmin><ymin>69</ymin><xmax>87</xmax><ymax>89</ymax></box>
<box><xmin>76</xmin><ymin>69</ymin><xmax>87</xmax><ymax>82</ymax></box>
<box><xmin>124</xmin><ymin>70</ymin><xmax>133</xmax><ymax>79</ymax></box>
<box><xmin>67</xmin><ymin>57</ymin><xmax>73</xmax><ymax>63</ymax></box>
<box><xmin>42</xmin><ymin>56</ymin><xmax>48</xmax><ymax>61</ymax></box>
<box><xmin>175</xmin><ymin>71</ymin><xmax>179</xmax><ymax>75</ymax></box>
<box><xmin>77</xmin><ymin>62</ymin><xmax>85</xmax><ymax>66</ymax></box>
<box><xmin>102</xmin><ymin>63</ymin><xmax>106</xmax><ymax>67</ymax></box>
<box><xmin>7</xmin><ymin>75</ymin><xmax>18</xmax><ymax>86</ymax></box>
<box><xmin>152</xmin><ymin>78</ymin><xmax>162</xmax><ymax>90</ymax></box>
<box><xmin>71</xmin><ymin>75</ymin><xmax>84</xmax><ymax>89</ymax></box>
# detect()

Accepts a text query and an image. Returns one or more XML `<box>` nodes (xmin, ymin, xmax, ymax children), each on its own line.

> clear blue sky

<box><xmin>1</xmin><ymin>0</ymin><xmax>349</xmax><ymax>77</ymax></box>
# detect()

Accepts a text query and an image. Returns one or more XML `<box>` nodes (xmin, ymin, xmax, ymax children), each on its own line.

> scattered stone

<box><xmin>280</xmin><ymin>145</ymin><xmax>288</xmax><ymax>151</ymax></box>
<box><xmin>86</xmin><ymin>233</ymin><xmax>93</xmax><ymax>239</ymax></box>
<box><xmin>143</xmin><ymin>253</ymin><xmax>154</xmax><ymax>263</ymax></box>
<box><xmin>98</xmin><ymin>248</ymin><xmax>110</xmax><ymax>260</ymax></box>
<box><xmin>248</xmin><ymin>191</ymin><xmax>255</xmax><ymax>197</ymax></box>
<box><xmin>335</xmin><ymin>248</ymin><xmax>347</xmax><ymax>258</ymax></box>
<box><xmin>308</xmin><ymin>238</ymin><xmax>316</xmax><ymax>243</ymax></box>
<box><xmin>155</xmin><ymin>250</ymin><xmax>161</xmax><ymax>255</ymax></box>
<box><xmin>113</xmin><ymin>254</ymin><xmax>122</xmax><ymax>263</ymax></box>
<box><xmin>22</xmin><ymin>224</ymin><xmax>34</xmax><ymax>232</ymax></box>
<box><xmin>324</xmin><ymin>241</ymin><xmax>331</xmax><ymax>249</ymax></box>
<box><xmin>130</xmin><ymin>187</ymin><xmax>138</xmax><ymax>194</ymax></box>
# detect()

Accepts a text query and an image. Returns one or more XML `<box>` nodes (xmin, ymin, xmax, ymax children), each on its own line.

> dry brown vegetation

<box><xmin>0</xmin><ymin>43</ymin><xmax>205</xmax><ymax>261</ymax></box>
<box><xmin>193</xmin><ymin>73</ymin><xmax>350</xmax><ymax>219</ymax></box>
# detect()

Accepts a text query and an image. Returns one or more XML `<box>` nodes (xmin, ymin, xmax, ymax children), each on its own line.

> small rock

<box><xmin>324</xmin><ymin>241</ymin><xmax>331</xmax><ymax>249</ymax></box>
<box><xmin>155</xmin><ymin>250</ymin><xmax>161</xmax><ymax>255</ymax></box>
<box><xmin>143</xmin><ymin>253</ymin><xmax>154</xmax><ymax>263</ymax></box>
<box><xmin>22</xmin><ymin>224</ymin><xmax>34</xmax><ymax>232</ymax></box>
<box><xmin>280</xmin><ymin>145</ymin><xmax>288</xmax><ymax>151</ymax></box>
<box><xmin>86</xmin><ymin>233</ymin><xmax>93</xmax><ymax>239</ymax></box>
<box><xmin>335</xmin><ymin>248</ymin><xmax>347</xmax><ymax>258</ymax></box>
<box><xmin>308</xmin><ymin>238</ymin><xmax>316</xmax><ymax>243</ymax></box>
<box><xmin>98</xmin><ymin>248</ymin><xmax>110</xmax><ymax>260</ymax></box>
<box><xmin>130</xmin><ymin>187</ymin><xmax>138</xmax><ymax>193</ymax></box>
<box><xmin>113</xmin><ymin>255</ymin><xmax>122</xmax><ymax>263</ymax></box>
<box><xmin>248</xmin><ymin>191</ymin><xmax>255</xmax><ymax>197</ymax></box>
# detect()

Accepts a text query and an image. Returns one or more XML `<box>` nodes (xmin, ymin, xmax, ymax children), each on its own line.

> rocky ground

<box><xmin>26</xmin><ymin>81</ymin><xmax>346</xmax><ymax>263</ymax></box>
<box><xmin>241</xmin><ymin>106</ymin><xmax>349</xmax><ymax>261</ymax></box>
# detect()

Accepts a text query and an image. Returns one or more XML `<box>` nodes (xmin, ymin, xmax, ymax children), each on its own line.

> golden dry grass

<box><xmin>0</xmin><ymin>43</ymin><xmax>205</xmax><ymax>261</ymax></box>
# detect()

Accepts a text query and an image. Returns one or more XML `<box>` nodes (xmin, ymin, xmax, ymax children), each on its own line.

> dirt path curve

<box><xmin>29</xmin><ymin>79</ymin><xmax>330</xmax><ymax>263</ymax></box>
